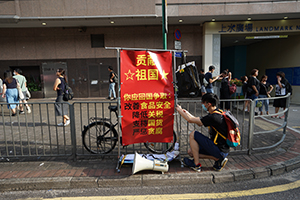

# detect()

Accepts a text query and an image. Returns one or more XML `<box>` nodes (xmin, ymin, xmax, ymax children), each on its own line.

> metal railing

<box><xmin>0</xmin><ymin>94</ymin><xmax>290</xmax><ymax>160</ymax></box>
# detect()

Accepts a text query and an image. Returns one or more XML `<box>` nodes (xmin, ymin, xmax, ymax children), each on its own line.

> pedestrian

<box><xmin>0</xmin><ymin>77</ymin><xmax>3</xmax><ymax>102</ymax></box>
<box><xmin>204</xmin><ymin>65</ymin><xmax>221</xmax><ymax>94</ymax></box>
<box><xmin>258</xmin><ymin>75</ymin><xmax>273</xmax><ymax>115</ymax></box>
<box><xmin>247</xmin><ymin>69</ymin><xmax>260</xmax><ymax>114</ymax></box>
<box><xmin>241</xmin><ymin>76</ymin><xmax>250</xmax><ymax>112</ymax></box>
<box><xmin>248</xmin><ymin>69</ymin><xmax>260</xmax><ymax>101</ymax></box>
<box><xmin>199</xmin><ymin>69</ymin><xmax>206</xmax><ymax>96</ymax></box>
<box><xmin>272</xmin><ymin>71</ymin><xmax>289</xmax><ymax>119</ymax></box>
<box><xmin>107</xmin><ymin>66</ymin><xmax>116</xmax><ymax>100</ymax></box>
<box><xmin>1</xmin><ymin>70</ymin><xmax>19</xmax><ymax>116</ymax></box>
<box><xmin>53</xmin><ymin>68</ymin><xmax>70</xmax><ymax>126</ymax></box>
<box><xmin>176</xmin><ymin>93</ymin><xmax>229</xmax><ymax>172</ymax></box>
<box><xmin>219</xmin><ymin>70</ymin><xmax>232</xmax><ymax>111</ymax></box>
<box><xmin>13</xmin><ymin>68</ymin><xmax>31</xmax><ymax>114</ymax></box>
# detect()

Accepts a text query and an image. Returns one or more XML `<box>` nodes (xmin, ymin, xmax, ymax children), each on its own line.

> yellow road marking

<box><xmin>255</xmin><ymin>118</ymin><xmax>279</xmax><ymax>130</ymax></box>
<box><xmin>292</xmin><ymin>126</ymin><xmax>300</xmax><ymax>129</ymax></box>
<box><xmin>19</xmin><ymin>179</ymin><xmax>300</xmax><ymax>200</ymax></box>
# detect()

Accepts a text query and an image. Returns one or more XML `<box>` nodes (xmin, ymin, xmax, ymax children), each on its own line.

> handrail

<box><xmin>248</xmin><ymin>93</ymin><xmax>291</xmax><ymax>154</ymax></box>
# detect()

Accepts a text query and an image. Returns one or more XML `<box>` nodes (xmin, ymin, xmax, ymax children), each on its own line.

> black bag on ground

<box><xmin>62</xmin><ymin>80</ymin><xmax>74</xmax><ymax>101</ymax></box>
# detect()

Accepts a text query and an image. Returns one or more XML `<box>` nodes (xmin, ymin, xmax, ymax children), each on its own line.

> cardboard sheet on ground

<box><xmin>119</xmin><ymin>143</ymin><xmax>179</xmax><ymax>164</ymax></box>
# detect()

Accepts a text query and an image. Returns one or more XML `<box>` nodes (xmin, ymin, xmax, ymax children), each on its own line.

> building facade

<box><xmin>0</xmin><ymin>0</ymin><xmax>299</xmax><ymax>102</ymax></box>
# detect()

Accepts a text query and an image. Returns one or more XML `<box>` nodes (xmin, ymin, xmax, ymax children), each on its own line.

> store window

<box><xmin>91</xmin><ymin>34</ymin><xmax>104</xmax><ymax>48</ymax></box>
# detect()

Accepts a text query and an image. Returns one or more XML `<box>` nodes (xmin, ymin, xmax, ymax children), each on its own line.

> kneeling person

<box><xmin>175</xmin><ymin>93</ymin><xmax>229</xmax><ymax>172</ymax></box>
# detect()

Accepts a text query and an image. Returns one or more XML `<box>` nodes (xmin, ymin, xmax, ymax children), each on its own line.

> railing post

<box><xmin>69</xmin><ymin>103</ymin><xmax>77</xmax><ymax>161</ymax></box>
<box><xmin>248</xmin><ymin>99</ymin><xmax>255</xmax><ymax>155</ymax></box>
<box><xmin>283</xmin><ymin>93</ymin><xmax>291</xmax><ymax>135</ymax></box>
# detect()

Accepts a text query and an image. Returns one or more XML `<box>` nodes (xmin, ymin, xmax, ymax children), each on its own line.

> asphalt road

<box><xmin>1</xmin><ymin>167</ymin><xmax>300</xmax><ymax>200</ymax></box>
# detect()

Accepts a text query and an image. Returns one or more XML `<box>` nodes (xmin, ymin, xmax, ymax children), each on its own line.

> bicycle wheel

<box><xmin>82</xmin><ymin>121</ymin><xmax>118</xmax><ymax>154</ymax></box>
<box><xmin>144</xmin><ymin>131</ymin><xmax>177</xmax><ymax>154</ymax></box>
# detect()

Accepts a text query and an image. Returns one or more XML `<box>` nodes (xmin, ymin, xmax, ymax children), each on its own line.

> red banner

<box><xmin>120</xmin><ymin>50</ymin><xmax>174</xmax><ymax>146</ymax></box>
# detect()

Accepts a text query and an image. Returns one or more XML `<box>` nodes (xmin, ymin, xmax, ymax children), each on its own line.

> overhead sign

<box><xmin>205</xmin><ymin>19</ymin><xmax>300</xmax><ymax>34</ymax></box>
<box><xmin>120</xmin><ymin>50</ymin><xmax>174</xmax><ymax>146</ymax></box>
<box><xmin>174</xmin><ymin>29</ymin><xmax>182</xmax><ymax>40</ymax></box>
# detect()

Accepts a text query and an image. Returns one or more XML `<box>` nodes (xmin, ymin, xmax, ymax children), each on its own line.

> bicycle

<box><xmin>82</xmin><ymin>105</ymin><xmax>177</xmax><ymax>154</ymax></box>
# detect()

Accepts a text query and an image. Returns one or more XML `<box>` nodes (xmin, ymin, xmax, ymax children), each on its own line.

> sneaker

<box><xmin>106</xmin><ymin>97</ymin><xmax>111</xmax><ymax>100</ymax></box>
<box><xmin>57</xmin><ymin>122</ymin><xmax>64</xmax><ymax>126</ymax></box>
<box><xmin>26</xmin><ymin>106</ymin><xmax>31</xmax><ymax>113</ymax></box>
<box><xmin>12</xmin><ymin>113</ymin><xmax>17</xmax><ymax>117</ymax></box>
<box><xmin>64</xmin><ymin>120</ymin><xmax>70</xmax><ymax>126</ymax></box>
<box><xmin>111</xmin><ymin>97</ymin><xmax>116</xmax><ymax>100</ymax></box>
<box><xmin>19</xmin><ymin>110</ymin><xmax>25</xmax><ymax>114</ymax></box>
<box><xmin>213</xmin><ymin>157</ymin><xmax>228</xmax><ymax>171</ymax></box>
<box><xmin>183</xmin><ymin>157</ymin><xmax>201</xmax><ymax>172</ymax></box>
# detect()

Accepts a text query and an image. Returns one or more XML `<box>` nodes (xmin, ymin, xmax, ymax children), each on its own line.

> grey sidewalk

<box><xmin>0</xmin><ymin>99</ymin><xmax>300</xmax><ymax>191</ymax></box>
<box><xmin>0</xmin><ymin>122</ymin><xmax>300</xmax><ymax>191</ymax></box>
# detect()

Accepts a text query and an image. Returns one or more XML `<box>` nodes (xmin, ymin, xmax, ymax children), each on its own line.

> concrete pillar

<box><xmin>203</xmin><ymin>32</ymin><xmax>221</xmax><ymax>76</ymax></box>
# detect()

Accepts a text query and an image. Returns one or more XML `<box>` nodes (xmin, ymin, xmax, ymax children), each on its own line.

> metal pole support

<box><xmin>248</xmin><ymin>99</ymin><xmax>255</xmax><ymax>155</ymax></box>
<box><xmin>69</xmin><ymin>103</ymin><xmax>77</xmax><ymax>161</ymax></box>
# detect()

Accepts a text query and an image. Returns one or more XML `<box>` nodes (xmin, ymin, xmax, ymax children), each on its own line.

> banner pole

<box><xmin>162</xmin><ymin>0</ymin><xmax>167</xmax><ymax>49</ymax></box>
<box><xmin>117</xmin><ymin>48</ymin><xmax>121</xmax><ymax>159</ymax></box>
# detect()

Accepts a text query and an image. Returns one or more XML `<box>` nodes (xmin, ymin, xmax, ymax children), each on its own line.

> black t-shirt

<box><xmin>199</xmin><ymin>73</ymin><xmax>205</xmax><ymax>86</ymax></box>
<box><xmin>109</xmin><ymin>71</ymin><xmax>115</xmax><ymax>83</ymax></box>
<box><xmin>201</xmin><ymin>109</ymin><xmax>230</xmax><ymax>153</ymax></box>
<box><xmin>220</xmin><ymin>77</ymin><xmax>230</xmax><ymax>96</ymax></box>
<box><xmin>259</xmin><ymin>82</ymin><xmax>271</xmax><ymax>95</ymax></box>
<box><xmin>57</xmin><ymin>77</ymin><xmax>66</xmax><ymax>96</ymax></box>
<box><xmin>204</xmin><ymin>72</ymin><xmax>213</xmax><ymax>89</ymax></box>
<box><xmin>242</xmin><ymin>82</ymin><xmax>248</xmax><ymax>97</ymax></box>
<box><xmin>3</xmin><ymin>78</ymin><xmax>17</xmax><ymax>89</ymax></box>
<box><xmin>248</xmin><ymin>76</ymin><xmax>260</xmax><ymax>95</ymax></box>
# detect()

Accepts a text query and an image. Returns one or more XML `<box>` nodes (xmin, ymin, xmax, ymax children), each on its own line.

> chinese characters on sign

<box><xmin>120</xmin><ymin>50</ymin><xmax>174</xmax><ymax>146</ymax></box>
<box><xmin>219</xmin><ymin>23</ymin><xmax>300</xmax><ymax>33</ymax></box>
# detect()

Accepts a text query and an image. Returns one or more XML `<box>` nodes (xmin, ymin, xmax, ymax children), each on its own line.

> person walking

<box><xmin>176</xmin><ymin>93</ymin><xmax>229</xmax><ymax>172</ymax></box>
<box><xmin>107</xmin><ymin>66</ymin><xmax>116</xmax><ymax>100</ymax></box>
<box><xmin>53</xmin><ymin>68</ymin><xmax>70</xmax><ymax>126</ymax></box>
<box><xmin>241</xmin><ymin>76</ymin><xmax>250</xmax><ymax>112</ymax></box>
<box><xmin>219</xmin><ymin>70</ymin><xmax>232</xmax><ymax>111</ymax></box>
<box><xmin>1</xmin><ymin>71</ymin><xmax>19</xmax><ymax>116</ymax></box>
<box><xmin>204</xmin><ymin>65</ymin><xmax>221</xmax><ymax>94</ymax></box>
<box><xmin>272</xmin><ymin>71</ymin><xmax>289</xmax><ymax>119</ymax></box>
<box><xmin>13</xmin><ymin>68</ymin><xmax>31</xmax><ymax>114</ymax></box>
<box><xmin>0</xmin><ymin>77</ymin><xmax>3</xmax><ymax>102</ymax></box>
<box><xmin>248</xmin><ymin>69</ymin><xmax>260</xmax><ymax>101</ymax></box>
<box><xmin>247</xmin><ymin>69</ymin><xmax>260</xmax><ymax>114</ymax></box>
<box><xmin>258</xmin><ymin>75</ymin><xmax>273</xmax><ymax>115</ymax></box>
<box><xmin>199</xmin><ymin>69</ymin><xmax>206</xmax><ymax>96</ymax></box>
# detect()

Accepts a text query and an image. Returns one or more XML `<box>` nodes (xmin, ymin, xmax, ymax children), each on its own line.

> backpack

<box><xmin>285</xmin><ymin>81</ymin><xmax>292</xmax><ymax>95</ymax></box>
<box><xmin>113</xmin><ymin>72</ymin><xmax>118</xmax><ymax>83</ymax></box>
<box><xmin>62</xmin><ymin>79</ymin><xmax>74</xmax><ymax>101</ymax></box>
<box><xmin>203</xmin><ymin>77</ymin><xmax>208</xmax><ymax>87</ymax></box>
<box><xmin>211</xmin><ymin>109</ymin><xmax>241</xmax><ymax>147</ymax></box>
